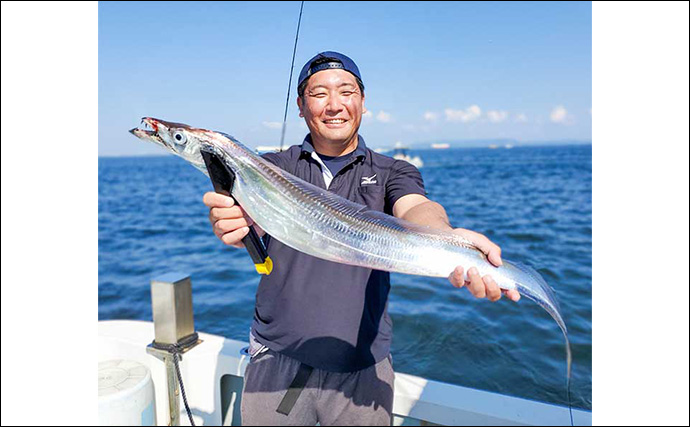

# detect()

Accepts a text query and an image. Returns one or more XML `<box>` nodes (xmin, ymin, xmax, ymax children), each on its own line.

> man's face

<box><xmin>297</xmin><ymin>69</ymin><xmax>366</xmax><ymax>147</ymax></box>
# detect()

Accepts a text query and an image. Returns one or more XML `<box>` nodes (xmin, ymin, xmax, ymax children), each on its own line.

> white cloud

<box><xmin>487</xmin><ymin>110</ymin><xmax>509</xmax><ymax>123</ymax></box>
<box><xmin>362</xmin><ymin>110</ymin><xmax>373</xmax><ymax>120</ymax></box>
<box><xmin>262</xmin><ymin>121</ymin><xmax>283</xmax><ymax>129</ymax></box>
<box><xmin>376</xmin><ymin>111</ymin><xmax>392</xmax><ymax>123</ymax></box>
<box><xmin>515</xmin><ymin>113</ymin><xmax>528</xmax><ymax>123</ymax></box>
<box><xmin>550</xmin><ymin>106</ymin><xmax>568</xmax><ymax>123</ymax></box>
<box><xmin>423</xmin><ymin>111</ymin><xmax>438</xmax><ymax>122</ymax></box>
<box><xmin>445</xmin><ymin>105</ymin><xmax>481</xmax><ymax>122</ymax></box>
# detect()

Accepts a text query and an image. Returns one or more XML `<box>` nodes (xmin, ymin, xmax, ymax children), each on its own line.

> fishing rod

<box><xmin>279</xmin><ymin>0</ymin><xmax>305</xmax><ymax>152</ymax></box>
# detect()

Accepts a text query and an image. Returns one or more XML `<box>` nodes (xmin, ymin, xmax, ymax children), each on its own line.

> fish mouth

<box><xmin>129</xmin><ymin>117</ymin><xmax>167</xmax><ymax>147</ymax></box>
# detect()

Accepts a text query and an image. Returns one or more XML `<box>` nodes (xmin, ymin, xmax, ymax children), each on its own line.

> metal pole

<box><xmin>165</xmin><ymin>354</ymin><xmax>180</xmax><ymax>426</ymax></box>
<box><xmin>146</xmin><ymin>272</ymin><xmax>201</xmax><ymax>426</ymax></box>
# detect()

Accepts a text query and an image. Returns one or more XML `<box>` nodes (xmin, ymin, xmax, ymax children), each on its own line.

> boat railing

<box><xmin>98</xmin><ymin>273</ymin><xmax>591</xmax><ymax>426</ymax></box>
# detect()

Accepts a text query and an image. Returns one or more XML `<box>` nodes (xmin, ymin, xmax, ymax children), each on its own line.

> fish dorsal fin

<box><xmin>268</xmin><ymin>165</ymin><xmax>481</xmax><ymax>249</ymax></box>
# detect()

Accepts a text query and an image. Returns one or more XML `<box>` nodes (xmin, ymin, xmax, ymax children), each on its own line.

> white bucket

<box><xmin>99</xmin><ymin>360</ymin><xmax>156</xmax><ymax>426</ymax></box>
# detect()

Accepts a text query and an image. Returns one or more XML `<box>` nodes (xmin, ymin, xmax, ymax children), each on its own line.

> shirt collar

<box><xmin>300</xmin><ymin>134</ymin><xmax>368</xmax><ymax>160</ymax></box>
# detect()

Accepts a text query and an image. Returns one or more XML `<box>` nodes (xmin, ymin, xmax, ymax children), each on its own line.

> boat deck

<box><xmin>99</xmin><ymin>320</ymin><xmax>591</xmax><ymax>426</ymax></box>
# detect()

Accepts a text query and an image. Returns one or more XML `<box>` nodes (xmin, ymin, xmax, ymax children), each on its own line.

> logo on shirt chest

<box><xmin>361</xmin><ymin>174</ymin><xmax>377</xmax><ymax>185</ymax></box>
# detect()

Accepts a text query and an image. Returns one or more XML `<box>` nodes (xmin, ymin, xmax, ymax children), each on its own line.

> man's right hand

<box><xmin>203</xmin><ymin>192</ymin><xmax>264</xmax><ymax>248</ymax></box>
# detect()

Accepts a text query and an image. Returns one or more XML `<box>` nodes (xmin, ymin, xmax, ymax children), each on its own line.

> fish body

<box><xmin>130</xmin><ymin>117</ymin><xmax>571</xmax><ymax>381</ymax></box>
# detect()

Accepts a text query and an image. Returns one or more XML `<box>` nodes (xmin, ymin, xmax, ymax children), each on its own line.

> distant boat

<box><xmin>431</xmin><ymin>143</ymin><xmax>450</xmax><ymax>149</ymax></box>
<box><xmin>392</xmin><ymin>141</ymin><xmax>424</xmax><ymax>168</ymax></box>
<box><xmin>504</xmin><ymin>144</ymin><xmax>514</xmax><ymax>149</ymax></box>
<box><xmin>488</xmin><ymin>144</ymin><xmax>499</xmax><ymax>149</ymax></box>
<box><xmin>374</xmin><ymin>147</ymin><xmax>392</xmax><ymax>154</ymax></box>
<box><xmin>255</xmin><ymin>145</ymin><xmax>284</xmax><ymax>153</ymax></box>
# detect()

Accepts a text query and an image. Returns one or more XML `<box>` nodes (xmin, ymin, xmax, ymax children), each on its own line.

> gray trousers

<box><xmin>241</xmin><ymin>349</ymin><xmax>395</xmax><ymax>426</ymax></box>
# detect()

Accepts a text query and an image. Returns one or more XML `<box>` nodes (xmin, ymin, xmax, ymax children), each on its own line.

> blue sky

<box><xmin>99</xmin><ymin>1</ymin><xmax>591</xmax><ymax>156</ymax></box>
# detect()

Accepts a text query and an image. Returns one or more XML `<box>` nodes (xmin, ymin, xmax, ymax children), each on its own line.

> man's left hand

<box><xmin>447</xmin><ymin>228</ymin><xmax>521</xmax><ymax>302</ymax></box>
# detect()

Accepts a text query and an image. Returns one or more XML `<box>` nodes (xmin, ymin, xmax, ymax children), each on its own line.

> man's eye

<box><xmin>341</xmin><ymin>91</ymin><xmax>354</xmax><ymax>96</ymax></box>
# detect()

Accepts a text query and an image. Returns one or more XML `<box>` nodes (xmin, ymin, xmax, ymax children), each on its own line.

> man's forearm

<box><xmin>400</xmin><ymin>200</ymin><xmax>453</xmax><ymax>231</ymax></box>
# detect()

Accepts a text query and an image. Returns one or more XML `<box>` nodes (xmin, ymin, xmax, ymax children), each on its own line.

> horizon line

<box><xmin>99</xmin><ymin>140</ymin><xmax>592</xmax><ymax>158</ymax></box>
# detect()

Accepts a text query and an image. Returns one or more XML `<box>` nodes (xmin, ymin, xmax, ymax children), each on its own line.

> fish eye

<box><xmin>173</xmin><ymin>131</ymin><xmax>186</xmax><ymax>144</ymax></box>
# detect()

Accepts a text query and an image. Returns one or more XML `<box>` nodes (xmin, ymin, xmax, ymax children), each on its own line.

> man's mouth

<box><xmin>323</xmin><ymin>119</ymin><xmax>347</xmax><ymax>125</ymax></box>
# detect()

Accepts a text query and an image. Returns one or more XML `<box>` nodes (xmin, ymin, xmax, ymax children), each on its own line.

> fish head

<box><xmin>130</xmin><ymin>117</ymin><xmax>211</xmax><ymax>172</ymax></box>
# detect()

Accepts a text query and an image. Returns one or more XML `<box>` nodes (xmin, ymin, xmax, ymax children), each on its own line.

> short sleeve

<box><xmin>385</xmin><ymin>160</ymin><xmax>426</xmax><ymax>212</ymax></box>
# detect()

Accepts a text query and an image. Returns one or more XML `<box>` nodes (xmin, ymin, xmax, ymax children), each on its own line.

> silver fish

<box><xmin>130</xmin><ymin>117</ymin><xmax>572</xmax><ymax>386</ymax></box>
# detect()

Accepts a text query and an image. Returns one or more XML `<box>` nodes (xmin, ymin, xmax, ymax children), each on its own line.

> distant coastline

<box><xmin>413</xmin><ymin>139</ymin><xmax>592</xmax><ymax>149</ymax></box>
<box><xmin>99</xmin><ymin>141</ymin><xmax>592</xmax><ymax>158</ymax></box>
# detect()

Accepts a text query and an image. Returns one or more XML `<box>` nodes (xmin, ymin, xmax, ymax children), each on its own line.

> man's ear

<box><xmin>297</xmin><ymin>96</ymin><xmax>304</xmax><ymax>118</ymax></box>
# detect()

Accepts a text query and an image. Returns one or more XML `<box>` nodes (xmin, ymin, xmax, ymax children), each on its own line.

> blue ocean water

<box><xmin>98</xmin><ymin>145</ymin><xmax>592</xmax><ymax>410</ymax></box>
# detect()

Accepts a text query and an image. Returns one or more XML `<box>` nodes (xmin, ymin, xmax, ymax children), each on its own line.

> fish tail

<box><xmin>511</xmin><ymin>261</ymin><xmax>573</xmax><ymax>425</ymax></box>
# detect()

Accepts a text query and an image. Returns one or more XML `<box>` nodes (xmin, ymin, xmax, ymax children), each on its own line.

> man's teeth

<box><xmin>324</xmin><ymin>119</ymin><xmax>346</xmax><ymax>124</ymax></box>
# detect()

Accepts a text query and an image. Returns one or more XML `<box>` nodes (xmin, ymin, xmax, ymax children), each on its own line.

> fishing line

<box><xmin>279</xmin><ymin>1</ymin><xmax>305</xmax><ymax>152</ymax></box>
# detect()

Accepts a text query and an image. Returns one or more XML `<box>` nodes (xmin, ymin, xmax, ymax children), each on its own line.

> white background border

<box><xmin>2</xmin><ymin>2</ymin><xmax>688</xmax><ymax>425</ymax></box>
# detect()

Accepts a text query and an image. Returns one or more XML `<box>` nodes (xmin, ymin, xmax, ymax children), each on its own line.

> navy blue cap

<box><xmin>297</xmin><ymin>51</ymin><xmax>363</xmax><ymax>90</ymax></box>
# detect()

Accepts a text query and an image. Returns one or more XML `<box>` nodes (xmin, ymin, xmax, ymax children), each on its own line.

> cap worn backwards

<box><xmin>297</xmin><ymin>51</ymin><xmax>363</xmax><ymax>90</ymax></box>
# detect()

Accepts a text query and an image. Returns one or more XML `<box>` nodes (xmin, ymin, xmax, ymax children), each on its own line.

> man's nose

<box><xmin>325</xmin><ymin>96</ymin><xmax>343</xmax><ymax>113</ymax></box>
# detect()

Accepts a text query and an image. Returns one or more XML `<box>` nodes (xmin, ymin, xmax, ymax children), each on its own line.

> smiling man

<box><xmin>296</xmin><ymin>55</ymin><xmax>365</xmax><ymax>158</ymax></box>
<box><xmin>203</xmin><ymin>51</ymin><xmax>520</xmax><ymax>426</ymax></box>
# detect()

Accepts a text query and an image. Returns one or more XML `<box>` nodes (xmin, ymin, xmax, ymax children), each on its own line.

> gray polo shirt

<box><xmin>251</xmin><ymin>134</ymin><xmax>425</xmax><ymax>372</ymax></box>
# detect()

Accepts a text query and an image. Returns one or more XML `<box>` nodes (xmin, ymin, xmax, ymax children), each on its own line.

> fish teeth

<box><xmin>139</xmin><ymin>120</ymin><xmax>154</xmax><ymax>131</ymax></box>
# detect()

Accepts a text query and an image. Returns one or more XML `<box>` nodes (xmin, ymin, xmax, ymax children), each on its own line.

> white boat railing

<box><xmin>98</xmin><ymin>320</ymin><xmax>591</xmax><ymax>426</ymax></box>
